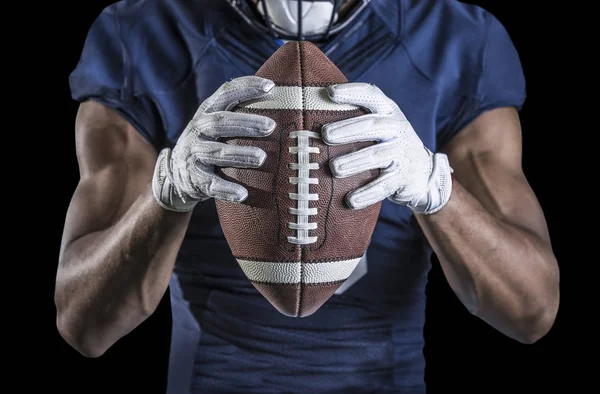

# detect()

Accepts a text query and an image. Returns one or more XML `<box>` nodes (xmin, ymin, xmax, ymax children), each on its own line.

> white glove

<box><xmin>322</xmin><ymin>83</ymin><xmax>453</xmax><ymax>214</ymax></box>
<box><xmin>152</xmin><ymin>76</ymin><xmax>276</xmax><ymax>212</ymax></box>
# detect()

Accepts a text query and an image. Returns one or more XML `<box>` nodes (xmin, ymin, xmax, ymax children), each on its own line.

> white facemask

<box><xmin>257</xmin><ymin>0</ymin><xmax>339</xmax><ymax>36</ymax></box>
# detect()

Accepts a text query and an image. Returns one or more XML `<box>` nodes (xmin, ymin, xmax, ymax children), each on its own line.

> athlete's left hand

<box><xmin>322</xmin><ymin>83</ymin><xmax>453</xmax><ymax>214</ymax></box>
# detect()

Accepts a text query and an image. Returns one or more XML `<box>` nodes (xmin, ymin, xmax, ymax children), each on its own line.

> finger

<box><xmin>200</xmin><ymin>76</ymin><xmax>275</xmax><ymax>113</ymax></box>
<box><xmin>345</xmin><ymin>171</ymin><xmax>403</xmax><ymax>210</ymax></box>
<box><xmin>388</xmin><ymin>180</ymin><xmax>428</xmax><ymax>205</ymax></box>
<box><xmin>329</xmin><ymin>140</ymin><xmax>405</xmax><ymax>178</ymax></box>
<box><xmin>191</xmin><ymin>141</ymin><xmax>267</xmax><ymax>169</ymax></box>
<box><xmin>327</xmin><ymin>83</ymin><xmax>403</xmax><ymax>116</ymax></box>
<box><xmin>322</xmin><ymin>115</ymin><xmax>412</xmax><ymax>145</ymax></box>
<box><xmin>188</xmin><ymin>164</ymin><xmax>249</xmax><ymax>202</ymax></box>
<box><xmin>192</xmin><ymin>112</ymin><xmax>276</xmax><ymax>139</ymax></box>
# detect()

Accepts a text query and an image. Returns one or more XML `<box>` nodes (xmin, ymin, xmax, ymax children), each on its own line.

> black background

<box><xmin>25</xmin><ymin>1</ymin><xmax>583</xmax><ymax>393</ymax></box>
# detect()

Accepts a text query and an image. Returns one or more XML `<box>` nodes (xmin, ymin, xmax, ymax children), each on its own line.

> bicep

<box><xmin>61</xmin><ymin>101</ymin><xmax>158</xmax><ymax>248</ymax></box>
<box><xmin>440</xmin><ymin>107</ymin><xmax>551</xmax><ymax>243</ymax></box>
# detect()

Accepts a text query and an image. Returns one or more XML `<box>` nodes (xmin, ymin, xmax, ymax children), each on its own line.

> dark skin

<box><xmin>416</xmin><ymin>107</ymin><xmax>559</xmax><ymax>343</ymax></box>
<box><xmin>55</xmin><ymin>101</ymin><xmax>191</xmax><ymax>357</ymax></box>
<box><xmin>55</xmin><ymin>101</ymin><xmax>558</xmax><ymax>358</ymax></box>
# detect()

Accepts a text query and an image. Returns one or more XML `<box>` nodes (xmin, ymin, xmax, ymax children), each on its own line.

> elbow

<box><xmin>55</xmin><ymin>299</ymin><xmax>151</xmax><ymax>358</ymax></box>
<box><xmin>517</xmin><ymin>264</ymin><xmax>560</xmax><ymax>345</ymax></box>
<box><xmin>56</xmin><ymin>314</ymin><xmax>110</xmax><ymax>358</ymax></box>
<box><xmin>55</xmin><ymin>297</ymin><xmax>113</xmax><ymax>358</ymax></box>
<box><xmin>55</xmin><ymin>282</ymin><xmax>109</xmax><ymax>358</ymax></box>
<box><xmin>515</xmin><ymin>316</ymin><xmax>555</xmax><ymax>345</ymax></box>
<box><xmin>514</xmin><ymin>296</ymin><xmax>559</xmax><ymax>345</ymax></box>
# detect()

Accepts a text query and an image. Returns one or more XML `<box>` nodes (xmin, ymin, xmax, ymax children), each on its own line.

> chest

<box><xmin>159</xmin><ymin>30</ymin><xmax>456</xmax><ymax>154</ymax></box>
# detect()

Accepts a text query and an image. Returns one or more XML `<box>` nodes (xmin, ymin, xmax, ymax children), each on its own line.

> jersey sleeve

<box><xmin>69</xmin><ymin>6</ymin><xmax>164</xmax><ymax>150</ymax></box>
<box><xmin>437</xmin><ymin>13</ymin><xmax>526</xmax><ymax>149</ymax></box>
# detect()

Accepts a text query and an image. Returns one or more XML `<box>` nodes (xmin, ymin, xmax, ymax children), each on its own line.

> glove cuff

<box><xmin>410</xmin><ymin>152</ymin><xmax>453</xmax><ymax>215</ymax></box>
<box><xmin>152</xmin><ymin>148</ymin><xmax>199</xmax><ymax>213</ymax></box>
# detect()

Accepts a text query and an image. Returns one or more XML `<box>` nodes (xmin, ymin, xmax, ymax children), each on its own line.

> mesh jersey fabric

<box><xmin>69</xmin><ymin>0</ymin><xmax>526</xmax><ymax>392</ymax></box>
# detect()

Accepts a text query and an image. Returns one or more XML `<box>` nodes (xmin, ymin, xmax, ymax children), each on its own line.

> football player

<box><xmin>56</xmin><ymin>1</ymin><xmax>560</xmax><ymax>393</ymax></box>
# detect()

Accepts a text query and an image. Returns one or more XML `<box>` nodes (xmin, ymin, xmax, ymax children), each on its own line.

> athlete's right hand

<box><xmin>152</xmin><ymin>76</ymin><xmax>276</xmax><ymax>212</ymax></box>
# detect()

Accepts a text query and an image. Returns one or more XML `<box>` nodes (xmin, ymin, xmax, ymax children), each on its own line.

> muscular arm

<box><xmin>55</xmin><ymin>101</ymin><xmax>192</xmax><ymax>357</ymax></box>
<box><xmin>416</xmin><ymin>107</ymin><xmax>559</xmax><ymax>344</ymax></box>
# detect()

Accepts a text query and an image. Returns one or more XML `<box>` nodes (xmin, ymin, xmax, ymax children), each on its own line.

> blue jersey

<box><xmin>69</xmin><ymin>1</ymin><xmax>525</xmax><ymax>392</ymax></box>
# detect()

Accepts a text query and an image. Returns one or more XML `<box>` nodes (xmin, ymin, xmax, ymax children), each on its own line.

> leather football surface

<box><xmin>216</xmin><ymin>41</ymin><xmax>382</xmax><ymax>317</ymax></box>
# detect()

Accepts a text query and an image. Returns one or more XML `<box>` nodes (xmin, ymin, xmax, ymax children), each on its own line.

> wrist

<box><xmin>410</xmin><ymin>152</ymin><xmax>453</xmax><ymax>215</ymax></box>
<box><xmin>152</xmin><ymin>148</ymin><xmax>199</xmax><ymax>213</ymax></box>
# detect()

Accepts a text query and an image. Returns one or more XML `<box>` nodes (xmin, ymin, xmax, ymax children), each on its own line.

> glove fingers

<box><xmin>329</xmin><ymin>140</ymin><xmax>400</xmax><ymax>178</ymax></box>
<box><xmin>201</xmin><ymin>76</ymin><xmax>275</xmax><ymax>113</ymax></box>
<box><xmin>193</xmin><ymin>112</ymin><xmax>276</xmax><ymax>139</ymax></box>
<box><xmin>322</xmin><ymin>115</ymin><xmax>412</xmax><ymax>145</ymax></box>
<box><xmin>388</xmin><ymin>183</ymin><xmax>425</xmax><ymax>206</ymax></box>
<box><xmin>190</xmin><ymin>141</ymin><xmax>266</xmax><ymax>169</ymax></box>
<box><xmin>188</xmin><ymin>164</ymin><xmax>249</xmax><ymax>202</ymax></box>
<box><xmin>327</xmin><ymin>83</ymin><xmax>403</xmax><ymax>116</ymax></box>
<box><xmin>345</xmin><ymin>171</ymin><xmax>403</xmax><ymax>210</ymax></box>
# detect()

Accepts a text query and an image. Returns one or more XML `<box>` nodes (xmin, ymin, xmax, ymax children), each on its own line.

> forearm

<box><xmin>415</xmin><ymin>180</ymin><xmax>559</xmax><ymax>343</ymax></box>
<box><xmin>56</xmin><ymin>184</ymin><xmax>191</xmax><ymax>356</ymax></box>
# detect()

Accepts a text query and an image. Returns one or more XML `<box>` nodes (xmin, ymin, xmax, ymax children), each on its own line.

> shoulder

<box><xmin>372</xmin><ymin>0</ymin><xmax>495</xmax><ymax>36</ymax></box>
<box><xmin>70</xmin><ymin>0</ymin><xmax>247</xmax><ymax>148</ymax></box>
<box><xmin>399</xmin><ymin>0</ymin><xmax>496</xmax><ymax>40</ymax></box>
<box><xmin>396</xmin><ymin>0</ymin><xmax>513</xmax><ymax>95</ymax></box>
<box><xmin>102</xmin><ymin>0</ymin><xmax>243</xmax><ymax>94</ymax></box>
<box><xmin>108</xmin><ymin>0</ymin><xmax>236</xmax><ymax>37</ymax></box>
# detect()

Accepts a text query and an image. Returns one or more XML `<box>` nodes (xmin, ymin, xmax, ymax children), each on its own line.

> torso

<box><xmin>80</xmin><ymin>1</ymin><xmax>498</xmax><ymax>391</ymax></box>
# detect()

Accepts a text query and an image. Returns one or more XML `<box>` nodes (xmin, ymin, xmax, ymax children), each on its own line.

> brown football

<box><xmin>215</xmin><ymin>41</ymin><xmax>381</xmax><ymax>317</ymax></box>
